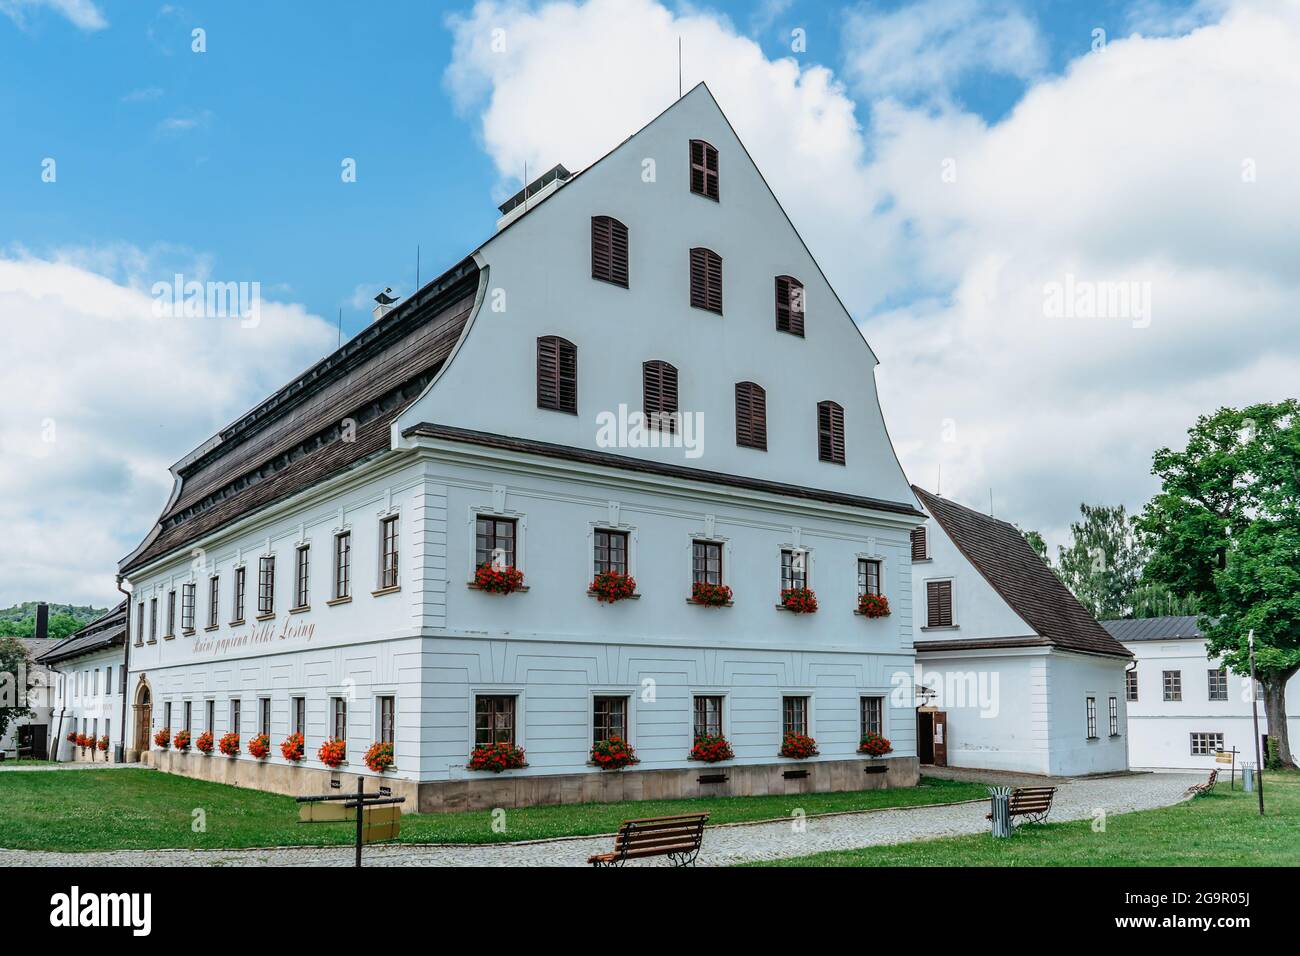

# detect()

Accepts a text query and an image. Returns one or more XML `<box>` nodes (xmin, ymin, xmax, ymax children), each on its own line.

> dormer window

<box><xmin>775</xmin><ymin>276</ymin><xmax>804</xmax><ymax>336</ymax></box>
<box><xmin>689</xmin><ymin>247</ymin><xmax>723</xmax><ymax>314</ymax></box>
<box><xmin>643</xmin><ymin>360</ymin><xmax>679</xmax><ymax>432</ymax></box>
<box><xmin>735</xmin><ymin>381</ymin><xmax>767</xmax><ymax>450</ymax></box>
<box><xmin>689</xmin><ymin>139</ymin><xmax>719</xmax><ymax>200</ymax></box>
<box><xmin>536</xmin><ymin>335</ymin><xmax>578</xmax><ymax>413</ymax></box>
<box><xmin>591</xmin><ymin>216</ymin><xmax>629</xmax><ymax>287</ymax></box>
<box><xmin>816</xmin><ymin>400</ymin><xmax>845</xmax><ymax>464</ymax></box>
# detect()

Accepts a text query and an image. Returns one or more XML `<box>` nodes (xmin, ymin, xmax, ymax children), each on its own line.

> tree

<box><xmin>1056</xmin><ymin>504</ymin><xmax>1145</xmax><ymax>619</ymax></box>
<box><xmin>1020</xmin><ymin>528</ymin><xmax>1051</xmax><ymax>565</ymax></box>
<box><xmin>0</xmin><ymin>637</ymin><xmax>34</xmax><ymax>742</ymax></box>
<box><xmin>1127</xmin><ymin>581</ymin><xmax>1199</xmax><ymax>619</ymax></box>
<box><xmin>1137</xmin><ymin>400</ymin><xmax>1300</xmax><ymax>767</ymax></box>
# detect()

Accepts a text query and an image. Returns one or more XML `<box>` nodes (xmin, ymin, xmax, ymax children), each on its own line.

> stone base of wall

<box><xmin>66</xmin><ymin>749</ymin><xmax>117</xmax><ymax>765</ymax></box>
<box><xmin>138</xmin><ymin>751</ymin><xmax>918</xmax><ymax>814</ymax></box>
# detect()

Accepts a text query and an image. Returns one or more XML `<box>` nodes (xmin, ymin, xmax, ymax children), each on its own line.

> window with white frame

<box><xmin>333</xmin><ymin>532</ymin><xmax>351</xmax><ymax>600</ymax></box>
<box><xmin>692</xmin><ymin>540</ymin><xmax>723</xmax><ymax>585</ymax></box>
<box><xmin>183</xmin><ymin>701</ymin><xmax>192</xmax><ymax>734</ymax></box>
<box><xmin>693</xmin><ymin>695</ymin><xmax>723</xmax><ymax>739</ymax></box>
<box><xmin>780</xmin><ymin>548</ymin><xmax>808</xmax><ymax>590</ymax></box>
<box><xmin>294</xmin><ymin>544</ymin><xmax>310</xmax><ymax>608</ymax></box>
<box><xmin>149</xmin><ymin>598</ymin><xmax>158</xmax><ymax>641</ymax></box>
<box><xmin>782</xmin><ymin>696</ymin><xmax>810</xmax><ymax>736</ymax></box>
<box><xmin>166</xmin><ymin>590</ymin><xmax>176</xmax><ymax>636</ymax></box>
<box><xmin>292</xmin><ymin>697</ymin><xmax>305</xmax><ymax>736</ymax></box>
<box><xmin>181</xmin><ymin>583</ymin><xmax>196</xmax><ymax>631</ymax></box>
<box><xmin>1108</xmin><ymin>696</ymin><xmax>1120</xmax><ymax>736</ymax></box>
<box><xmin>1163</xmin><ymin>670</ymin><xmax>1182</xmax><ymax>702</ymax></box>
<box><xmin>230</xmin><ymin>699</ymin><xmax>241</xmax><ymax>735</ymax></box>
<box><xmin>232</xmin><ymin>567</ymin><xmax>245</xmax><ymax>623</ymax></box>
<box><xmin>206</xmin><ymin>700</ymin><xmax>215</xmax><ymax>733</ymax></box>
<box><xmin>258</xmin><ymin>556</ymin><xmax>275</xmax><ymax>615</ymax></box>
<box><xmin>861</xmin><ymin>696</ymin><xmax>884</xmax><ymax>737</ymax></box>
<box><xmin>379</xmin><ymin>516</ymin><xmax>399</xmax><ymax>589</ymax></box>
<box><xmin>593</xmin><ymin>696</ymin><xmax>628</xmax><ymax>743</ymax></box>
<box><xmin>1207</xmin><ymin>668</ymin><xmax>1228</xmax><ymax>701</ymax></box>
<box><xmin>208</xmin><ymin>575</ymin><xmax>220</xmax><ymax>628</ymax></box>
<box><xmin>1190</xmin><ymin>732</ymin><xmax>1224</xmax><ymax>756</ymax></box>
<box><xmin>1126</xmin><ymin>668</ymin><xmax>1138</xmax><ymax>702</ymax></box>
<box><xmin>378</xmin><ymin>695</ymin><xmax>395</xmax><ymax>744</ymax></box>
<box><xmin>1086</xmin><ymin>696</ymin><xmax>1098</xmax><ymax>739</ymax></box>
<box><xmin>858</xmin><ymin>558</ymin><xmax>882</xmax><ymax>596</ymax></box>
<box><xmin>331</xmin><ymin>696</ymin><xmax>347</xmax><ymax>742</ymax></box>
<box><xmin>593</xmin><ymin>529</ymin><xmax>628</xmax><ymax>576</ymax></box>
<box><xmin>474</xmin><ymin>695</ymin><xmax>515</xmax><ymax>745</ymax></box>
<box><xmin>259</xmin><ymin>697</ymin><xmax>271</xmax><ymax>737</ymax></box>
<box><xmin>475</xmin><ymin>516</ymin><xmax>516</xmax><ymax>569</ymax></box>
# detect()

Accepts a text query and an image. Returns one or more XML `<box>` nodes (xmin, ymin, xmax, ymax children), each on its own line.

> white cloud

<box><xmin>0</xmin><ymin>249</ymin><xmax>337</xmax><ymax>607</ymax></box>
<box><xmin>842</xmin><ymin>0</ymin><xmax>1047</xmax><ymax>105</ymax></box>
<box><xmin>0</xmin><ymin>0</ymin><xmax>107</xmax><ymax>31</ymax></box>
<box><xmin>444</xmin><ymin>0</ymin><xmax>1300</xmax><ymax>554</ymax></box>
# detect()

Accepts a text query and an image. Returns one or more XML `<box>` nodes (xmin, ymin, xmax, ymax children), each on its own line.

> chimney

<box><xmin>496</xmin><ymin>164</ymin><xmax>573</xmax><ymax>231</ymax></box>
<box><xmin>372</xmin><ymin>288</ymin><xmax>398</xmax><ymax>322</ymax></box>
<box><xmin>35</xmin><ymin>602</ymin><xmax>49</xmax><ymax>641</ymax></box>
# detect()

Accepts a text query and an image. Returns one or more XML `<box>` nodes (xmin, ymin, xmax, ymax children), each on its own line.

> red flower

<box><xmin>218</xmin><ymin>732</ymin><xmax>241</xmax><ymax>757</ymax></box>
<box><xmin>690</xmin><ymin>582</ymin><xmax>733</xmax><ymax>607</ymax></box>
<box><xmin>590</xmin><ymin>736</ymin><xmax>638</xmax><ymax>770</ymax></box>
<box><xmin>688</xmin><ymin>734</ymin><xmax>734</xmax><ymax>762</ymax></box>
<box><xmin>467</xmin><ymin>741</ymin><xmax>526</xmax><ymax>772</ymax></box>
<box><xmin>364</xmin><ymin>741</ymin><xmax>395</xmax><ymax>772</ymax></box>
<box><xmin>779</xmin><ymin>733</ymin><xmax>819</xmax><ymax>760</ymax></box>
<box><xmin>280</xmin><ymin>732</ymin><xmax>305</xmax><ymax>762</ymax></box>
<box><xmin>248</xmin><ymin>734</ymin><xmax>271</xmax><ymax>760</ymax></box>
<box><xmin>590</xmin><ymin>571</ymin><xmax>637</xmax><ymax>603</ymax></box>
<box><xmin>172</xmin><ymin>729</ymin><xmax>192</xmax><ymax>752</ymax></box>
<box><xmin>195</xmin><ymin>731</ymin><xmax>214</xmax><ymax>754</ymax></box>
<box><xmin>857</xmin><ymin>732</ymin><xmax>893</xmax><ymax>757</ymax></box>
<box><xmin>153</xmin><ymin>728</ymin><xmax>171</xmax><ymax>750</ymax></box>
<box><xmin>317</xmin><ymin>737</ymin><xmax>346</xmax><ymax>768</ymax></box>
<box><xmin>474</xmin><ymin>564</ymin><xmax>525</xmax><ymax>594</ymax></box>
<box><xmin>780</xmin><ymin>587</ymin><xmax>818</xmax><ymax>614</ymax></box>
<box><xmin>857</xmin><ymin>592</ymin><xmax>891</xmax><ymax>618</ymax></box>
<box><xmin>97</xmin><ymin>735</ymin><xmax>109</xmax><ymax>752</ymax></box>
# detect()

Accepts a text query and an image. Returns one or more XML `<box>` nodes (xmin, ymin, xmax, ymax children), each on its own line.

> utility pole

<box><xmin>1248</xmin><ymin>629</ymin><xmax>1265</xmax><ymax>816</ymax></box>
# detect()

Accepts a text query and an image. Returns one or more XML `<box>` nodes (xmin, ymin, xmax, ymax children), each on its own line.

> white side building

<box><xmin>36</xmin><ymin>603</ymin><xmax>128</xmax><ymax>763</ymax></box>
<box><xmin>1104</xmin><ymin>616</ymin><xmax>1298</xmax><ymax>771</ymax></box>
<box><xmin>911</xmin><ymin>486</ymin><xmax>1133</xmax><ymax>777</ymax></box>
<box><xmin>119</xmin><ymin>85</ymin><xmax>925</xmax><ymax>811</ymax></box>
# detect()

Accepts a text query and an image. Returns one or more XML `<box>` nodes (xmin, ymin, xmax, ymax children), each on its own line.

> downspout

<box><xmin>117</xmin><ymin>575</ymin><xmax>133</xmax><ymax>763</ymax></box>
<box><xmin>1124</xmin><ymin>658</ymin><xmax>1137</xmax><ymax>771</ymax></box>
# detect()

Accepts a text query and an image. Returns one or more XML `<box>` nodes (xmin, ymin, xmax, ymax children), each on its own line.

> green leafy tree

<box><xmin>1020</xmin><ymin>528</ymin><xmax>1051</xmax><ymax>566</ymax></box>
<box><xmin>1127</xmin><ymin>581</ymin><xmax>1199</xmax><ymax>619</ymax></box>
<box><xmin>1056</xmin><ymin>504</ymin><xmax>1145</xmax><ymax>619</ymax></box>
<box><xmin>0</xmin><ymin>637</ymin><xmax>34</xmax><ymax>741</ymax></box>
<box><xmin>1137</xmin><ymin>400</ymin><xmax>1300</xmax><ymax>767</ymax></box>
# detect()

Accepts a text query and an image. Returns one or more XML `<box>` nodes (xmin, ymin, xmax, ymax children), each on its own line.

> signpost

<box><xmin>1248</xmin><ymin>629</ymin><xmax>1265</xmax><ymax>816</ymax></box>
<box><xmin>296</xmin><ymin>776</ymin><xmax>406</xmax><ymax>866</ymax></box>
<box><xmin>1215</xmin><ymin>748</ymin><xmax>1239</xmax><ymax>789</ymax></box>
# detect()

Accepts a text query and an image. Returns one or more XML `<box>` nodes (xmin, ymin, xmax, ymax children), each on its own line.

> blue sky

<box><xmin>6</xmin><ymin>0</ymin><xmax>1294</xmax><ymax>608</ymax></box>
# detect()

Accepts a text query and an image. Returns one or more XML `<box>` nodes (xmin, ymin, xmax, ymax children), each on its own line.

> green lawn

<box><xmin>0</xmin><ymin>759</ymin><xmax>55</xmax><ymax>767</ymax></box>
<box><xmin>0</xmin><ymin>767</ymin><xmax>986</xmax><ymax>851</ymax></box>
<box><xmin>755</xmin><ymin>770</ymin><xmax>1300</xmax><ymax>866</ymax></box>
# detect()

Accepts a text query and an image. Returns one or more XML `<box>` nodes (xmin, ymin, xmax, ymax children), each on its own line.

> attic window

<box><xmin>591</xmin><ymin>216</ymin><xmax>629</xmax><ymax>287</ymax></box>
<box><xmin>536</xmin><ymin>335</ymin><xmax>578</xmax><ymax>413</ymax></box>
<box><xmin>735</xmin><ymin>381</ymin><xmax>767</xmax><ymax>451</ymax></box>
<box><xmin>816</xmin><ymin>400</ymin><xmax>845</xmax><ymax>465</ymax></box>
<box><xmin>643</xmin><ymin>360</ymin><xmax>679</xmax><ymax>432</ymax></box>
<box><xmin>689</xmin><ymin>247</ymin><xmax>723</xmax><ymax>314</ymax></box>
<box><xmin>911</xmin><ymin>527</ymin><xmax>928</xmax><ymax>561</ymax></box>
<box><xmin>690</xmin><ymin>139</ymin><xmax>719</xmax><ymax>200</ymax></box>
<box><xmin>775</xmin><ymin>276</ymin><xmax>804</xmax><ymax>336</ymax></box>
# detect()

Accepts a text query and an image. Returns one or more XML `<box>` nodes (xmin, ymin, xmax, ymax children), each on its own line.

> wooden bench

<box><xmin>587</xmin><ymin>813</ymin><xmax>709</xmax><ymax>867</ymax></box>
<box><xmin>986</xmin><ymin>786</ymin><xmax>1057</xmax><ymax>826</ymax></box>
<box><xmin>1185</xmin><ymin>768</ymin><xmax>1219</xmax><ymax>797</ymax></box>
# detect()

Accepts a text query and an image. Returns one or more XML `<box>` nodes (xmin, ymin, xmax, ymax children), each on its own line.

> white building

<box><xmin>1104</xmin><ymin>616</ymin><xmax>1297</xmax><ymax>771</ymax></box>
<box><xmin>36</xmin><ymin>603</ymin><xmax>128</xmax><ymax>763</ymax></box>
<box><xmin>119</xmin><ymin>85</ymin><xmax>925</xmax><ymax>811</ymax></box>
<box><xmin>911</xmin><ymin>487</ymin><xmax>1133</xmax><ymax>777</ymax></box>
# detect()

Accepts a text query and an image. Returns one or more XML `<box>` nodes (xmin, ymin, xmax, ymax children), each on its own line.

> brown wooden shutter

<box><xmin>689</xmin><ymin>139</ymin><xmax>719</xmax><ymax>200</ymax></box>
<box><xmin>911</xmin><ymin>527</ymin><xmax>927</xmax><ymax>561</ymax></box>
<box><xmin>735</xmin><ymin>381</ymin><xmax>767</xmax><ymax>450</ymax></box>
<box><xmin>591</xmin><ymin>215</ymin><xmax>628</xmax><ymax>287</ymax></box>
<box><xmin>643</xmin><ymin>360</ymin><xmax>678</xmax><ymax>431</ymax></box>
<box><xmin>817</xmin><ymin>400</ymin><xmax>845</xmax><ymax>464</ymax></box>
<box><xmin>537</xmin><ymin>335</ymin><xmax>577</xmax><ymax>413</ymax></box>
<box><xmin>690</xmin><ymin>247</ymin><xmax>722</xmax><ymax>313</ymax></box>
<box><xmin>775</xmin><ymin>275</ymin><xmax>804</xmax><ymax>336</ymax></box>
<box><xmin>926</xmin><ymin>580</ymin><xmax>952</xmax><ymax>627</ymax></box>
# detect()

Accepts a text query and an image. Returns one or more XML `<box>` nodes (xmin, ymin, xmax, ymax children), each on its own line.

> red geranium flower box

<box><xmin>858</xmin><ymin>732</ymin><xmax>893</xmax><ymax>757</ymax></box>
<box><xmin>280</xmin><ymin>732</ymin><xmax>305</xmax><ymax>762</ymax></box>
<box><xmin>248</xmin><ymin>733</ymin><xmax>271</xmax><ymax>760</ymax></box>
<box><xmin>153</xmin><ymin>728</ymin><xmax>171</xmax><ymax>750</ymax></box>
<box><xmin>779</xmin><ymin>732</ymin><xmax>820</xmax><ymax>759</ymax></box>
<box><xmin>857</xmin><ymin>592</ymin><xmax>891</xmax><ymax>618</ymax></box>
<box><xmin>364</xmin><ymin>741</ymin><xmax>395</xmax><ymax>773</ymax></box>
<box><xmin>195</xmin><ymin>730</ymin><xmax>214</xmax><ymax>754</ymax></box>
<box><xmin>590</xmin><ymin>735</ymin><xmax>638</xmax><ymax>770</ymax></box>
<box><xmin>590</xmin><ymin>570</ymin><xmax>637</xmax><ymax>603</ymax></box>
<box><xmin>218</xmin><ymin>732</ymin><xmax>240</xmax><ymax>757</ymax></box>
<box><xmin>317</xmin><ymin>737</ymin><xmax>346</xmax><ymax>768</ymax></box>
<box><xmin>474</xmin><ymin>564</ymin><xmax>525</xmax><ymax>594</ymax></box>
<box><xmin>690</xmin><ymin>582</ymin><xmax>733</xmax><ymax>606</ymax></box>
<box><xmin>97</xmin><ymin>735</ymin><xmax>109</xmax><ymax>752</ymax></box>
<box><xmin>65</xmin><ymin>731</ymin><xmax>77</xmax><ymax>744</ymax></box>
<box><xmin>779</xmin><ymin>587</ymin><xmax>818</xmax><ymax>613</ymax></box>
<box><xmin>688</xmin><ymin>733</ymin><xmax>735</xmax><ymax>762</ymax></box>
<box><xmin>173</xmin><ymin>730</ymin><xmax>191</xmax><ymax>752</ymax></box>
<box><xmin>467</xmin><ymin>742</ymin><xmax>527</xmax><ymax>773</ymax></box>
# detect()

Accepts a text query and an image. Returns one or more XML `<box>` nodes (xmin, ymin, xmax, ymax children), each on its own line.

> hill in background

<box><xmin>0</xmin><ymin>602</ymin><xmax>110</xmax><ymax>640</ymax></box>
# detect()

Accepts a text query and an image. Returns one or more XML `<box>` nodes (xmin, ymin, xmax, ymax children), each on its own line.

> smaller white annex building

<box><xmin>1103</xmin><ymin>615</ymin><xmax>1298</xmax><ymax>771</ymax></box>
<box><xmin>0</xmin><ymin>611</ymin><xmax>59</xmax><ymax>761</ymax></box>
<box><xmin>911</xmin><ymin>487</ymin><xmax>1132</xmax><ymax>777</ymax></box>
<box><xmin>36</xmin><ymin>603</ymin><xmax>129</xmax><ymax>763</ymax></box>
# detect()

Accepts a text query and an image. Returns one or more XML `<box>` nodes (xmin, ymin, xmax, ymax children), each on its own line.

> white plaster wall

<box><xmin>45</xmin><ymin>646</ymin><xmax>126</xmax><ymax>760</ymax></box>
<box><xmin>1046</xmin><ymin>651</ymin><xmax>1129</xmax><ymax>776</ymax></box>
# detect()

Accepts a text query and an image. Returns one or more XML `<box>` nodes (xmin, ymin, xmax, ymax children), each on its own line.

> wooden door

<box><xmin>134</xmin><ymin>704</ymin><xmax>151</xmax><ymax>755</ymax></box>
<box><xmin>932</xmin><ymin>711</ymin><xmax>948</xmax><ymax>767</ymax></box>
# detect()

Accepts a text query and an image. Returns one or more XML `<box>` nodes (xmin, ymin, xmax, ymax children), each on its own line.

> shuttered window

<box><xmin>911</xmin><ymin>527</ymin><xmax>928</xmax><ymax>561</ymax></box>
<box><xmin>926</xmin><ymin>580</ymin><xmax>953</xmax><ymax>627</ymax></box>
<box><xmin>816</xmin><ymin>400</ymin><xmax>845</xmax><ymax>464</ymax></box>
<box><xmin>689</xmin><ymin>247</ymin><xmax>723</xmax><ymax>313</ymax></box>
<box><xmin>536</xmin><ymin>335</ymin><xmax>577</xmax><ymax>413</ymax></box>
<box><xmin>775</xmin><ymin>275</ymin><xmax>804</xmax><ymax>336</ymax></box>
<box><xmin>642</xmin><ymin>360</ymin><xmax>679</xmax><ymax>431</ymax></box>
<box><xmin>591</xmin><ymin>215</ymin><xmax>629</xmax><ymax>287</ymax></box>
<box><xmin>689</xmin><ymin>139</ymin><xmax>719</xmax><ymax>200</ymax></box>
<box><xmin>735</xmin><ymin>381</ymin><xmax>767</xmax><ymax>450</ymax></box>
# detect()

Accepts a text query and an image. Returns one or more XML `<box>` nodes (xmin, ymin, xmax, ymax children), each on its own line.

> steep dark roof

<box><xmin>914</xmin><ymin>486</ymin><xmax>1131</xmax><ymax>659</ymax></box>
<box><xmin>121</xmin><ymin>260</ymin><xmax>480</xmax><ymax>575</ymax></box>
<box><xmin>38</xmin><ymin>602</ymin><xmax>128</xmax><ymax>665</ymax></box>
<box><xmin>405</xmin><ymin>423</ymin><xmax>925</xmax><ymax>518</ymax></box>
<box><xmin>1102</xmin><ymin>616</ymin><xmax>1203</xmax><ymax>643</ymax></box>
<box><xmin>16</xmin><ymin>637</ymin><xmax>59</xmax><ymax>661</ymax></box>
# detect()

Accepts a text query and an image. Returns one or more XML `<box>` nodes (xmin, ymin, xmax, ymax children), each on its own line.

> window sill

<box><xmin>1109</xmin><ymin>733</ymin><xmax>1122</xmax><ymax>739</ymax></box>
<box><xmin>920</xmin><ymin>625</ymin><xmax>959</xmax><ymax>632</ymax></box>
<box><xmin>587</xmin><ymin>590</ymin><xmax>640</xmax><ymax>600</ymax></box>
<box><xmin>255</xmin><ymin>613</ymin><xmax>275</xmax><ymax>622</ymax></box>
<box><xmin>289</xmin><ymin>605</ymin><xmax>310</xmax><ymax>615</ymax></box>
<box><xmin>912</xmin><ymin>558</ymin><xmax>933</xmax><ymax>564</ymax></box>
<box><xmin>204</xmin><ymin>625</ymin><xmax>220</xmax><ymax>633</ymax></box>
<box><xmin>467</xmin><ymin>583</ymin><xmax>530</xmax><ymax>593</ymax></box>
<box><xmin>371</xmin><ymin>586</ymin><xmax>401</xmax><ymax>598</ymax></box>
<box><xmin>686</xmin><ymin>599</ymin><xmax>734</xmax><ymax>608</ymax></box>
<box><xmin>229</xmin><ymin>619</ymin><xmax>245</xmax><ymax>627</ymax></box>
<box><xmin>326</xmin><ymin>596</ymin><xmax>352</xmax><ymax>607</ymax></box>
<box><xmin>1086</xmin><ymin>736</ymin><xmax>1100</xmax><ymax>742</ymax></box>
<box><xmin>774</xmin><ymin>605</ymin><xmax>817</xmax><ymax>613</ymax></box>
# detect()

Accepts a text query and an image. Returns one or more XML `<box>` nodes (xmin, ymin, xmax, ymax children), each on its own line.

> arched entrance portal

<box><xmin>132</xmin><ymin>678</ymin><xmax>152</xmax><ymax>759</ymax></box>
